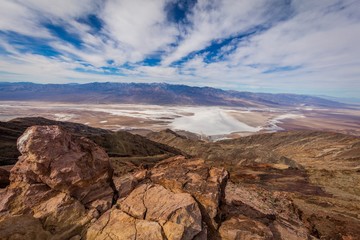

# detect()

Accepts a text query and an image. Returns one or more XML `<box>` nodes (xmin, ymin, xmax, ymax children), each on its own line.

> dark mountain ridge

<box><xmin>0</xmin><ymin>117</ymin><xmax>182</xmax><ymax>166</ymax></box>
<box><xmin>0</xmin><ymin>82</ymin><xmax>345</xmax><ymax>108</ymax></box>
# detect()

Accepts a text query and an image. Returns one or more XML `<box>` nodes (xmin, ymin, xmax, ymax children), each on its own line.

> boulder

<box><xmin>31</xmin><ymin>191</ymin><xmax>94</xmax><ymax>237</ymax></box>
<box><xmin>143</xmin><ymin>184</ymin><xmax>202</xmax><ymax>239</ymax></box>
<box><xmin>0</xmin><ymin>184</ymin><xmax>95</xmax><ymax>239</ymax></box>
<box><xmin>119</xmin><ymin>183</ymin><xmax>148</xmax><ymax>219</ymax></box>
<box><xmin>88</xmin><ymin>183</ymin><xmax>203</xmax><ymax>240</ymax></box>
<box><xmin>150</xmin><ymin>156</ymin><xmax>228</xmax><ymax>229</ymax></box>
<box><xmin>0</xmin><ymin>125</ymin><xmax>115</xmax><ymax>239</ymax></box>
<box><xmin>86</xmin><ymin>209</ymin><xmax>164</xmax><ymax>240</ymax></box>
<box><xmin>10</xmin><ymin>125</ymin><xmax>114</xmax><ymax>209</ymax></box>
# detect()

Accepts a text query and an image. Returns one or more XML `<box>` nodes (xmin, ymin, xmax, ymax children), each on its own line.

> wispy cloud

<box><xmin>0</xmin><ymin>0</ymin><xmax>359</xmax><ymax>97</ymax></box>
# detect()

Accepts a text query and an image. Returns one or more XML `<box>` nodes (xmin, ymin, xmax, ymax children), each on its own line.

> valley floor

<box><xmin>1</xmin><ymin>101</ymin><xmax>360</xmax><ymax>139</ymax></box>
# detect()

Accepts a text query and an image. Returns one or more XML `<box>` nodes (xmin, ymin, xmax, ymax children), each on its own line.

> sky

<box><xmin>0</xmin><ymin>0</ymin><xmax>359</xmax><ymax>97</ymax></box>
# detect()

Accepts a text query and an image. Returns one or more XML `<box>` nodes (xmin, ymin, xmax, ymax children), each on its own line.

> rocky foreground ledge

<box><xmin>0</xmin><ymin>125</ymin><xmax>356</xmax><ymax>239</ymax></box>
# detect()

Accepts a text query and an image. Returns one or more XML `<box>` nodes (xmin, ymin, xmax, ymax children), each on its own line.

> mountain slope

<box><xmin>0</xmin><ymin>117</ymin><xmax>181</xmax><ymax>165</ymax></box>
<box><xmin>147</xmin><ymin>129</ymin><xmax>360</xmax><ymax>239</ymax></box>
<box><xmin>0</xmin><ymin>82</ymin><xmax>346</xmax><ymax>108</ymax></box>
<box><xmin>0</xmin><ymin>118</ymin><xmax>359</xmax><ymax>238</ymax></box>
<box><xmin>147</xmin><ymin>129</ymin><xmax>360</xmax><ymax>172</ymax></box>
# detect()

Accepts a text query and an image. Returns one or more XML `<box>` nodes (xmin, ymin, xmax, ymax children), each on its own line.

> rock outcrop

<box><xmin>88</xmin><ymin>183</ymin><xmax>203</xmax><ymax>240</ymax></box>
<box><xmin>150</xmin><ymin>157</ymin><xmax>228</xmax><ymax>231</ymax></box>
<box><xmin>0</xmin><ymin>125</ymin><xmax>115</xmax><ymax>239</ymax></box>
<box><xmin>11</xmin><ymin>125</ymin><xmax>114</xmax><ymax>211</ymax></box>
<box><xmin>0</xmin><ymin>168</ymin><xmax>10</xmax><ymax>188</ymax></box>
<box><xmin>0</xmin><ymin>214</ymin><xmax>52</xmax><ymax>239</ymax></box>
<box><xmin>222</xmin><ymin>182</ymin><xmax>310</xmax><ymax>240</ymax></box>
<box><xmin>218</xmin><ymin>216</ymin><xmax>273</xmax><ymax>240</ymax></box>
<box><xmin>1</xmin><ymin>124</ymin><xmax>359</xmax><ymax>239</ymax></box>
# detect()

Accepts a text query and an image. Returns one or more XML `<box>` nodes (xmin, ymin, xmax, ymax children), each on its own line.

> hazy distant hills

<box><xmin>0</xmin><ymin>82</ymin><xmax>346</xmax><ymax>108</ymax></box>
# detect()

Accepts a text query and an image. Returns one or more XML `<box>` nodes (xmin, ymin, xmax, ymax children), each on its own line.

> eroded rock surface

<box><xmin>11</xmin><ymin>125</ymin><xmax>114</xmax><ymax>209</ymax></box>
<box><xmin>88</xmin><ymin>183</ymin><xmax>203</xmax><ymax>240</ymax></box>
<box><xmin>86</xmin><ymin>209</ymin><xmax>164</xmax><ymax>240</ymax></box>
<box><xmin>151</xmin><ymin>156</ymin><xmax>228</xmax><ymax>230</ymax></box>
<box><xmin>218</xmin><ymin>216</ymin><xmax>273</xmax><ymax>240</ymax></box>
<box><xmin>0</xmin><ymin>126</ymin><xmax>115</xmax><ymax>239</ymax></box>
<box><xmin>223</xmin><ymin>182</ymin><xmax>310</xmax><ymax>240</ymax></box>
<box><xmin>0</xmin><ymin>214</ymin><xmax>52</xmax><ymax>239</ymax></box>
<box><xmin>0</xmin><ymin>168</ymin><xmax>10</xmax><ymax>188</ymax></box>
<box><xmin>1</xmin><ymin>124</ymin><xmax>359</xmax><ymax>239</ymax></box>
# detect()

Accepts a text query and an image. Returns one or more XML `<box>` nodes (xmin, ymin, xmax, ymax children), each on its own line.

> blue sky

<box><xmin>0</xmin><ymin>0</ymin><xmax>359</xmax><ymax>97</ymax></box>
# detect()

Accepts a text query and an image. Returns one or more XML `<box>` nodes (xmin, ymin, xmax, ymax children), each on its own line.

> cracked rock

<box><xmin>88</xmin><ymin>183</ymin><xmax>202</xmax><ymax>240</ymax></box>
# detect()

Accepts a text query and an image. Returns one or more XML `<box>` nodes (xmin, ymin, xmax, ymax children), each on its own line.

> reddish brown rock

<box><xmin>11</xmin><ymin>125</ymin><xmax>114</xmax><ymax>209</ymax></box>
<box><xmin>88</xmin><ymin>183</ymin><xmax>203</xmax><ymax>240</ymax></box>
<box><xmin>218</xmin><ymin>216</ymin><xmax>273</xmax><ymax>240</ymax></box>
<box><xmin>193</xmin><ymin>223</ymin><xmax>208</xmax><ymax>240</ymax></box>
<box><xmin>86</xmin><ymin>209</ymin><xmax>164</xmax><ymax>240</ymax></box>
<box><xmin>112</xmin><ymin>170</ymin><xmax>148</xmax><ymax>200</ymax></box>
<box><xmin>0</xmin><ymin>168</ymin><xmax>10</xmax><ymax>188</ymax></box>
<box><xmin>113</xmin><ymin>173</ymin><xmax>138</xmax><ymax>198</ymax></box>
<box><xmin>144</xmin><ymin>184</ymin><xmax>202</xmax><ymax>239</ymax></box>
<box><xmin>2</xmin><ymin>123</ymin><xmax>357</xmax><ymax>239</ymax></box>
<box><xmin>0</xmin><ymin>188</ymin><xmax>18</xmax><ymax>213</ymax></box>
<box><xmin>0</xmin><ymin>184</ymin><xmax>95</xmax><ymax>239</ymax></box>
<box><xmin>0</xmin><ymin>125</ymin><xmax>115</xmax><ymax>239</ymax></box>
<box><xmin>0</xmin><ymin>214</ymin><xmax>52</xmax><ymax>239</ymax></box>
<box><xmin>119</xmin><ymin>183</ymin><xmax>148</xmax><ymax>219</ymax></box>
<box><xmin>223</xmin><ymin>182</ymin><xmax>310</xmax><ymax>239</ymax></box>
<box><xmin>150</xmin><ymin>156</ymin><xmax>228</xmax><ymax>229</ymax></box>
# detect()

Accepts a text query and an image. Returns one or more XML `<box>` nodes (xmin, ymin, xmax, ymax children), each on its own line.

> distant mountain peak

<box><xmin>0</xmin><ymin>82</ymin><xmax>346</xmax><ymax>108</ymax></box>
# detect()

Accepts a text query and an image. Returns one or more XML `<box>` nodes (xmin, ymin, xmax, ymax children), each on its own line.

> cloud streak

<box><xmin>0</xmin><ymin>0</ymin><xmax>359</xmax><ymax>97</ymax></box>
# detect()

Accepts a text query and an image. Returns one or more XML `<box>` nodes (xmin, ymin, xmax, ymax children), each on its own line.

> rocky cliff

<box><xmin>0</xmin><ymin>125</ymin><xmax>359</xmax><ymax>239</ymax></box>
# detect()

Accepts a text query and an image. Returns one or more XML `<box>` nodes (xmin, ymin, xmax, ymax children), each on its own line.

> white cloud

<box><xmin>0</xmin><ymin>0</ymin><xmax>50</xmax><ymax>37</ymax></box>
<box><xmin>100</xmin><ymin>0</ymin><xmax>177</xmax><ymax>62</ymax></box>
<box><xmin>0</xmin><ymin>0</ymin><xmax>359</xmax><ymax>97</ymax></box>
<box><xmin>17</xmin><ymin>0</ymin><xmax>99</xmax><ymax>19</ymax></box>
<box><xmin>137</xmin><ymin>65</ymin><xmax>177</xmax><ymax>78</ymax></box>
<box><xmin>165</xmin><ymin>0</ymin><xmax>360</xmax><ymax>96</ymax></box>
<box><xmin>161</xmin><ymin>0</ymin><xmax>272</xmax><ymax>65</ymax></box>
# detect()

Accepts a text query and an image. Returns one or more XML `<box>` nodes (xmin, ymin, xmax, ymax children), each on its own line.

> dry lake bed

<box><xmin>1</xmin><ymin>101</ymin><xmax>360</xmax><ymax>139</ymax></box>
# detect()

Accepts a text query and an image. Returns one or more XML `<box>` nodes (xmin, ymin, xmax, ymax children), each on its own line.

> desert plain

<box><xmin>1</xmin><ymin>101</ymin><xmax>359</xmax><ymax>139</ymax></box>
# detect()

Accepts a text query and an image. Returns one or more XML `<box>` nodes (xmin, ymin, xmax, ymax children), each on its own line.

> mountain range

<box><xmin>0</xmin><ymin>82</ymin><xmax>346</xmax><ymax>108</ymax></box>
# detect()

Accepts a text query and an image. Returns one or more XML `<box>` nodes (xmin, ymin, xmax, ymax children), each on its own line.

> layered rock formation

<box><xmin>148</xmin><ymin>129</ymin><xmax>360</xmax><ymax>239</ymax></box>
<box><xmin>150</xmin><ymin>157</ymin><xmax>228</xmax><ymax>231</ymax></box>
<box><xmin>87</xmin><ymin>183</ymin><xmax>203</xmax><ymax>240</ymax></box>
<box><xmin>0</xmin><ymin>125</ymin><xmax>115</xmax><ymax>239</ymax></box>
<box><xmin>0</xmin><ymin>125</ymin><xmax>359</xmax><ymax>239</ymax></box>
<box><xmin>0</xmin><ymin>168</ymin><xmax>9</xmax><ymax>188</ymax></box>
<box><xmin>13</xmin><ymin>125</ymin><xmax>114</xmax><ymax>210</ymax></box>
